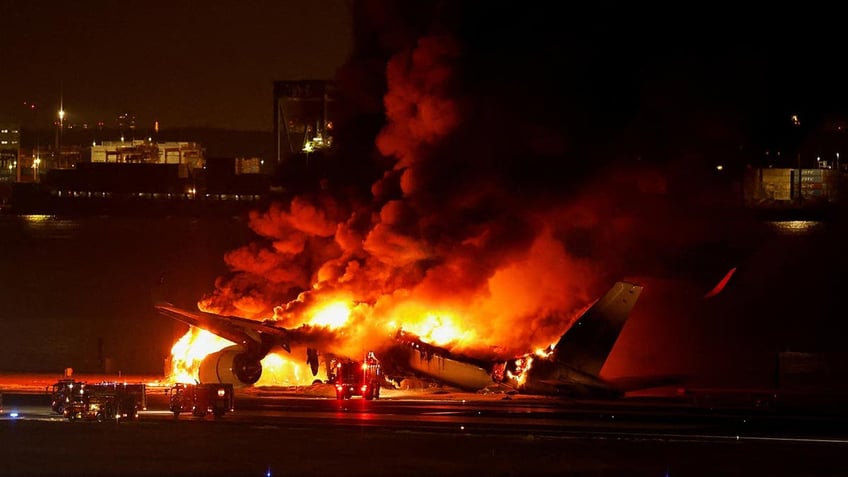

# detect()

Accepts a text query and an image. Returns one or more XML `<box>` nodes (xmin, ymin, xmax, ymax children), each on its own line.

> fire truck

<box><xmin>169</xmin><ymin>383</ymin><xmax>234</xmax><ymax>418</ymax></box>
<box><xmin>332</xmin><ymin>351</ymin><xmax>382</xmax><ymax>400</ymax></box>
<box><xmin>54</xmin><ymin>381</ymin><xmax>146</xmax><ymax>421</ymax></box>
<box><xmin>51</xmin><ymin>379</ymin><xmax>85</xmax><ymax>416</ymax></box>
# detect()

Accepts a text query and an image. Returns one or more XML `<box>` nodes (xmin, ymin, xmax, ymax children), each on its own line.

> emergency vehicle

<box><xmin>50</xmin><ymin>379</ymin><xmax>85</xmax><ymax>416</ymax></box>
<box><xmin>169</xmin><ymin>383</ymin><xmax>234</xmax><ymax>418</ymax></box>
<box><xmin>332</xmin><ymin>351</ymin><xmax>382</xmax><ymax>400</ymax></box>
<box><xmin>55</xmin><ymin>381</ymin><xmax>146</xmax><ymax>421</ymax></box>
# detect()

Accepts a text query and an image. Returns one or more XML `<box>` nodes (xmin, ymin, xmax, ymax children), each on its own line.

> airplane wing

<box><xmin>154</xmin><ymin>302</ymin><xmax>291</xmax><ymax>353</ymax></box>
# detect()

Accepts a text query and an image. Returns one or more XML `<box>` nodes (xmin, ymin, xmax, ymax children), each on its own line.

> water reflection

<box><xmin>20</xmin><ymin>214</ymin><xmax>80</xmax><ymax>239</ymax></box>
<box><xmin>764</xmin><ymin>220</ymin><xmax>827</xmax><ymax>236</ymax></box>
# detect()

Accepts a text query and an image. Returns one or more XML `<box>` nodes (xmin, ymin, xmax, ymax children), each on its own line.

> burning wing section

<box><xmin>154</xmin><ymin>302</ymin><xmax>292</xmax><ymax>386</ymax></box>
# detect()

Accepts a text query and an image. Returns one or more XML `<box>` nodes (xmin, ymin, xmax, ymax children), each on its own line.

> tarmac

<box><xmin>1</xmin><ymin>372</ymin><xmax>846</xmax><ymax>476</ymax></box>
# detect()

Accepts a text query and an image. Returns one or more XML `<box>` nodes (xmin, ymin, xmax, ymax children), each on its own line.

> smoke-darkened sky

<box><xmin>2</xmin><ymin>1</ymin><xmax>846</xmax><ymax>139</ymax></box>
<box><xmin>0</xmin><ymin>0</ymin><xmax>352</xmax><ymax>131</ymax></box>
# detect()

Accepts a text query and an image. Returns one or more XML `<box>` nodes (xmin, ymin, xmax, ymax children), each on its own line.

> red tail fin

<box><xmin>704</xmin><ymin>267</ymin><xmax>736</xmax><ymax>299</ymax></box>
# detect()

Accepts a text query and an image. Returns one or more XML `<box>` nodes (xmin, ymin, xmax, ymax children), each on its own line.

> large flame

<box><xmin>169</xmin><ymin>328</ymin><xmax>233</xmax><ymax>384</ymax></box>
<box><xmin>254</xmin><ymin>352</ymin><xmax>327</xmax><ymax>387</ymax></box>
<box><xmin>389</xmin><ymin>312</ymin><xmax>474</xmax><ymax>347</ymax></box>
<box><xmin>308</xmin><ymin>301</ymin><xmax>351</xmax><ymax>329</ymax></box>
<box><xmin>165</xmin><ymin>6</ymin><xmax>737</xmax><ymax>386</ymax></box>
<box><xmin>167</xmin><ymin>327</ymin><xmax>328</xmax><ymax>386</ymax></box>
<box><xmin>168</xmin><ymin>299</ymin><xmax>482</xmax><ymax>385</ymax></box>
<box><xmin>164</xmin><ymin>31</ymin><xmax>610</xmax><ymax>380</ymax></box>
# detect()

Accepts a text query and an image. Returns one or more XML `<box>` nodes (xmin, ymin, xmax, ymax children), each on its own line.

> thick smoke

<box><xmin>199</xmin><ymin>2</ymin><xmax>761</xmax><ymax>364</ymax></box>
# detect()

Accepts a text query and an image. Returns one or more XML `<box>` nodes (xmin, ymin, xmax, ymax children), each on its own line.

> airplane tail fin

<box><xmin>703</xmin><ymin>267</ymin><xmax>736</xmax><ymax>299</ymax></box>
<box><xmin>552</xmin><ymin>281</ymin><xmax>643</xmax><ymax>378</ymax></box>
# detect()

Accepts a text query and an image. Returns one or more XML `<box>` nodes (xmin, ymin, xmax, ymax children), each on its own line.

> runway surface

<box><xmin>1</xmin><ymin>374</ymin><xmax>847</xmax><ymax>476</ymax></box>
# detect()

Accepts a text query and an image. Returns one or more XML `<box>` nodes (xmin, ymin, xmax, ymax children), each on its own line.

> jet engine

<box><xmin>198</xmin><ymin>345</ymin><xmax>263</xmax><ymax>387</ymax></box>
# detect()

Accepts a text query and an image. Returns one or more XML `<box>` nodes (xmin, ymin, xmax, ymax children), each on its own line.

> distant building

<box><xmin>117</xmin><ymin>111</ymin><xmax>136</xmax><ymax>140</ymax></box>
<box><xmin>743</xmin><ymin>167</ymin><xmax>840</xmax><ymax>211</ymax></box>
<box><xmin>273</xmin><ymin>80</ymin><xmax>336</xmax><ymax>168</ymax></box>
<box><xmin>91</xmin><ymin>140</ymin><xmax>203</xmax><ymax>164</ymax></box>
<box><xmin>0</xmin><ymin>123</ymin><xmax>20</xmax><ymax>183</ymax></box>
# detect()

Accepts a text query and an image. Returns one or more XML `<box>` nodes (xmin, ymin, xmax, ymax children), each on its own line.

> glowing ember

<box><xmin>169</xmin><ymin>327</ymin><xmax>233</xmax><ymax>384</ymax></box>
<box><xmin>506</xmin><ymin>355</ymin><xmax>534</xmax><ymax>386</ymax></box>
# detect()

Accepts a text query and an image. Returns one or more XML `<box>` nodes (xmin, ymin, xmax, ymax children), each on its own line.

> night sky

<box><xmin>0</xmin><ymin>1</ymin><xmax>844</xmax><ymax>146</ymax></box>
<box><xmin>0</xmin><ymin>0</ymin><xmax>352</xmax><ymax>131</ymax></box>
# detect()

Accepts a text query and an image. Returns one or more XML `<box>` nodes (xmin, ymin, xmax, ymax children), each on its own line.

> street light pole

<box><xmin>58</xmin><ymin>108</ymin><xmax>64</xmax><ymax>169</ymax></box>
<box><xmin>792</xmin><ymin>114</ymin><xmax>802</xmax><ymax>203</ymax></box>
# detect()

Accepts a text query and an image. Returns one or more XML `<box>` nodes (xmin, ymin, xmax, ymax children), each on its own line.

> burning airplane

<box><xmin>155</xmin><ymin>280</ymin><xmax>652</xmax><ymax>397</ymax></box>
<box><xmin>152</xmin><ymin>4</ymin><xmax>741</xmax><ymax>396</ymax></box>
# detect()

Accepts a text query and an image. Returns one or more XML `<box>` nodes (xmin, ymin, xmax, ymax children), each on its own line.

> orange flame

<box><xmin>169</xmin><ymin>298</ymin><xmax>481</xmax><ymax>384</ymax></box>
<box><xmin>254</xmin><ymin>352</ymin><xmax>327</xmax><ymax>387</ymax></box>
<box><xmin>169</xmin><ymin>328</ymin><xmax>233</xmax><ymax>384</ymax></box>
<box><xmin>506</xmin><ymin>355</ymin><xmax>534</xmax><ymax>386</ymax></box>
<box><xmin>503</xmin><ymin>344</ymin><xmax>555</xmax><ymax>386</ymax></box>
<box><xmin>308</xmin><ymin>301</ymin><xmax>351</xmax><ymax>329</ymax></box>
<box><xmin>168</xmin><ymin>328</ymin><xmax>327</xmax><ymax>386</ymax></box>
<box><xmin>391</xmin><ymin>312</ymin><xmax>475</xmax><ymax>347</ymax></box>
